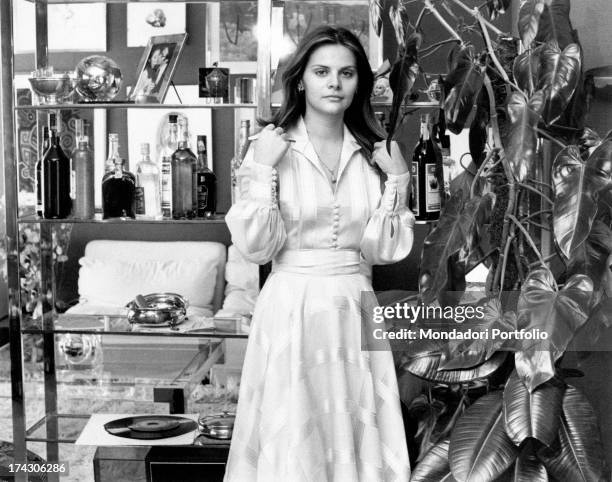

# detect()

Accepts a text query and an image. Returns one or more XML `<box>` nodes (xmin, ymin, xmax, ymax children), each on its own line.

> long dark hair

<box><xmin>262</xmin><ymin>26</ymin><xmax>385</xmax><ymax>159</ymax></box>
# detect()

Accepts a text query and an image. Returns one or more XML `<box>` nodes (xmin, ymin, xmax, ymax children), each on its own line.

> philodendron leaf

<box><xmin>369</xmin><ymin>0</ymin><xmax>384</xmax><ymax>37</ymax></box>
<box><xmin>443</xmin><ymin>46</ymin><xmax>485</xmax><ymax>135</ymax></box>
<box><xmin>449</xmin><ymin>391</ymin><xmax>519</xmax><ymax>482</ymax></box>
<box><xmin>505</xmin><ymin>91</ymin><xmax>546</xmax><ymax>182</ymax></box>
<box><xmin>518</xmin><ymin>0</ymin><xmax>549</xmax><ymax>49</ymax></box>
<box><xmin>515</xmin><ymin>267</ymin><xmax>593</xmax><ymax>391</ymax></box>
<box><xmin>538</xmin><ymin>386</ymin><xmax>611</xmax><ymax>481</ymax></box>
<box><xmin>388</xmin><ymin>32</ymin><xmax>421</xmax><ymax>152</ymax></box>
<box><xmin>503</xmin><ymin>370</ymin><xmax>564</xmax><ymax>447</ymax></box>
<box><xmin>553</xmin><ymin>133</ymin><xmax>612</xmax><ymax>259</ymax></box>
<box><xmin>566</xmin><ymin>220</ymin><xmax>612</xmax><ymax>290</ymax></box>
<box><xmin>512</xmin><ymin>440</ymin><xmax>549</xmax><ymax>481</ymax></box>
<box><xmin>389</xmin><ymin>0</ymin><xmax>410</xmax><ymax>48</ymax></box>
<box><xmin>537</xmin><ymin>42</ymin><xmax>581</xmax><ymax>124</ymax></box>
<box><xmin>420</xmin><ymin>191</ymin><xmax>493</xmax><ymax>305</ymax></box>
<box><xmin>534</xmin><ymin>0</ymin><xmax>576</xmax><ymax>50</ymax></box>
<box><xmin>487</xmin><ymin>0</ymin><xmax>511</xmax><ymax>20</ymax></box>
<box><xmin>513</xmin><ymin>45</ymin><xmax>544</xmax><ymax>97</ymax></box>
<box><xmin>411</xmin><ymin>439</ymin><xmax>455</xmax><ymax>482</ymax></box>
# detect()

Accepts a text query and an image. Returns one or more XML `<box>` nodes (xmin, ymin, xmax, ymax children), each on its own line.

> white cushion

<box><xmin>77</xmin><ymin>240</ymin><xmax>226</xmax><ymax>310</ymax></box>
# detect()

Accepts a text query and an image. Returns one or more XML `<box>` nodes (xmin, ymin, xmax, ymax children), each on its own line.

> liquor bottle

<box><xmin>72</xmin><ymin>123</ymin><xmax>95</xmax><ymax>219</ymax></box>
<box><xmin>410</xmin><ymin>114</ymin><xmax>440</xmax><ymax>221</ymax></box>
<box><xmin>230</xmin><ymin>120</ymin><xmax>251</xmax><ymax>204</ymax></box>
<box><xmin>102</xmin><ymin>152</ymin><xmax>136</xmax><ymax>219</ymax></box>
<box><xmin>105</xmin><ymin>133</ymin><xmax>121</xmax><ymax>174</ymax></box>
<box><xmin>171</xmin><ymin>119</ymin><xmax>197</xmax><ymax>219</ymax></box>
<box><xmin>36</xmin><ymin>126</ymin><xmax>50</xmax><ymax>217</ymax></box>
<box><xmin>43</xmin><ymin>127</ymin><xmax>72</xmax><ymax>219</ymax></box>
<box><xmin>178</xmin><ymin>117</ymin><xmax>198</xmax><ymax>216</ymax></box>
<box><xmin>160</xmin><ymin>114</ymin><xmax>178</xmax><ymax>219</ymax></box>
<box><xmin>195</xmin><ymin>135</ymin><xmax>216</xmax><ymax>217</ymax></box>
<box><xmin>135</xmin><ymin>142</ymin><xmax>162</xmax><ymax>220</ymax></box>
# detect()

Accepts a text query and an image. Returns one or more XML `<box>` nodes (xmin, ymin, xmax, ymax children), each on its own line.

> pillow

<box><xmin>78</xmin><ymin>257</ymin><xmax>217</xmax><ymax>309</ymax></box>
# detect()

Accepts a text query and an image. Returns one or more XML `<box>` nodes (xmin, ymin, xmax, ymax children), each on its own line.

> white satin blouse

<box><xmin>225</xmin><ymin>117</ymin><xmax>416</xmax><ymax>270</ymax></box>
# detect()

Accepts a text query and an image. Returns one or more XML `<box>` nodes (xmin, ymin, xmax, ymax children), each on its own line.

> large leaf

<box><xmin>534</xmin><ymin>0</ymin><xmax>577</xmax><ymax>50</ymax></box>
<box><xmin>443</xmin><ymin>47</ymin><xmax>485</xmax><ymax>135</ymax></box>
<box><xmin>518</xmin><ymin>0</ymin><xmax>548</xmax><ymax>49</ymax></box>
<box><xmin>515</xmin><ymin>267</ymin><xmax>593</xmax><ymax>391</ymax></box>
<box><xmin>469</xmin><ymin>91</ymin><xmax>489</xmax><ymax>168</ymax></box>
<box><xmin>552</xmin><ymin>134</ymin><xmax>612</xmax><ymax>258</ymax></box>
<box><xmin>503</xmin><ymin>370</ymin><xmax>564</xmax><ymax>447</ymax></box>
<box><xmin>566</xmin><ymin>220</ymin><xmax>612</xmax><ymax>290</ymax></box>
<box><xmin>420</xmin><ymin>191</ymin><xmax>493</xmax><ymax>305</ymax></box>
<box><xmin>487</xmin><ymin>0</ymin><xmax>511</xmax><ymax>20</ymax></box>
<box><xmin>537</xmin><ymin>42</ymin><xmax>581</xmax><ymax>124</ymax></box>
<box><xmin>505</xmin><ymin>91</ymin><xmax>546</xmax><ymax>182</ymax></box>
<box><xmin>369</xmin><ymin>0</ymin><xmax>384</xmax><ymax>37</ymax></box>
<box><xmin>389</xmin><ymin>0</ymin><xmax>410</xmax><ymax>48</ymax></box>
<box><xmin>411</xmin><ymin>439</ymin><xmax>455</xmax><ymax>482</ymax></box>
<box><xmin>512</xmin><ymin>441</ymin><xmax>549</xmax><ymax>481</ymax></box>
<box><xmin>388</xmin><ymin>32</ymin><xmax>421</xmax><ymax>152</ymax></box>
<box><xmin>538</xmin><ymin>386</ymin><xmax>611</xmax><ymax>481</ymax></box>
<box><xmin>449</xmin><ymin>391</ymin><xmax>519</xmax><ymax>482</ymax></box>
<box><xmin>513</xmin><ymin>45</ymin><xmax>544</xmax><ymax>97</ymax></box>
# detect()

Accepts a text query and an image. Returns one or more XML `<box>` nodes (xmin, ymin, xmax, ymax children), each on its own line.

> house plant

<box><xmin>371</xmin><ymin>0</ymin><xmax>612</xmax><ymax>479</ymax></box>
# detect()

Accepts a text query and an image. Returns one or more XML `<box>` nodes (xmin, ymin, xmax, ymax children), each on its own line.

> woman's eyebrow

<box><xmin>309</xmin><ymin>64</ymin><xmax>357</xmax><ymax>70</ymax></box>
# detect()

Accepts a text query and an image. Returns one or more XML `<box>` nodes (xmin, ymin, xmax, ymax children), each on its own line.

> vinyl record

<box><xmin>104</xmin><ymin>415</ymin><xmax>197</xmax><ymax>440</ymax></box>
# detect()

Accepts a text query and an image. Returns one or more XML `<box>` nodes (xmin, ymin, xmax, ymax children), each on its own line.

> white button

<box><xmin>333</xmin><ymin>214</ymin><xmax>340</xmax><ymax>220</ymax></box>
<box><xmin>333</xmin><ymin>222</ymin><xmax>339</xmax><ymax>228</ymax></box>
<box><xmin>332</xmin><ymin>234</ymin><xmax>338</xmax><ymax>240</ymax></box>
<box><xmin>332</xmin><ymin>243</ymin><xmax>339</xmax><ymax>249</ymax></box>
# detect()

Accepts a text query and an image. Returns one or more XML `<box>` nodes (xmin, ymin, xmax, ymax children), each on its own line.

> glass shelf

<box><xmin>26</xmin><ymin>414</ymin><xmax>90</xmax><ymax>444</ymax></box>
<box><xmin>22</xmin><ymin>314</ymin><xmax>249</xmax><ymax>339</ymax></box>
<box><xmin>18</xmin><ymin>213</ymin><xmax>227</xmax><ymax>224</ymax></box>
<box><xmin>15</xmin><ymin>102</ymin><xmax>258</xmax><ymax>111</ymax></box>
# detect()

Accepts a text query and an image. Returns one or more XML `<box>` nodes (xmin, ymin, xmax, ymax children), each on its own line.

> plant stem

<box><xmin>420</xmin><ymin>38</ymin><xmax>462</xmax><ymax>56</ymax></box>
<box><xmin>518</xmin><ymin>182</ymin><xmax>554</xmax><ymax>206</ymax></box>
<box><xmin>467</xmin><ymin>248</ymin><xmax>499</xmax><ymax>272</ymax></box>
<box><xmin>415</xmin><ymin>6</ymin><xmax>428</xmax><ymax>31</ymax></box>
<box><xmin>499</xmin><ymin>233</ymin><xmax>516</xmax><ymax>296</ymax></box>
<box><xmin>521</xmin><ymin>209</ymin><xmax>552</xmax><ymax>221</ymax></box>
<box><xmin>535</xmin><ymin>127</ymin><xmax>567</xmax><ymax>150</ymax></box>
<box><xmin>423</xmin><ymin>0</ymin><xmax>463</xmax><ymax>43</ymax></box>
<box><xmin>492</xmin><ymin>157</ymin><xmax>517</xmax><ymax>293</ymax></box>
<box><xmin>483</xmin><ymin>74</ymin><xmax>503</xmax><ymax>149</ymax></box>
<box><xmin>470</xmin><ymin>148</ymin><xmax>498</xmax><ymax>198</ymax></box>
<box><xmin>447</xmin><ymin>0</ymin><xmax>506</xmax><ymax>37</ymax></box>
<box><xmin>508</xmin><ymin>214</ymin><xmax>547</xmax><ymax>267</ymax></box>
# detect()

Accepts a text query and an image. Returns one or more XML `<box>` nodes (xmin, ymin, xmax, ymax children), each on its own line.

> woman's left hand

<box><xmin>373</xmin><ymin>141</ymin><xmax>409</xmax><ymax>175</ymax></box>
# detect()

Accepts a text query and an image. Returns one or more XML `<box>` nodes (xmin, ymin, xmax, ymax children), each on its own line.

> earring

<box><xmin>297</xmin><ymin>82</ymin><xmax>304</xmax><ymax>92</ymax></box>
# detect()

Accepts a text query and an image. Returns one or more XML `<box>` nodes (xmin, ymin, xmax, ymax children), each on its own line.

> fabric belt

<box><xmin>272</xmin><ymin>249</ymin><xmax>363</xmax><ymax>276</ymax></box>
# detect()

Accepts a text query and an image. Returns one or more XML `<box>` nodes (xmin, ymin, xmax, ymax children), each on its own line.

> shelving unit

<box><xmin>1</xmin><ymin>1</ymin><xmax>264</xmax><ymax>480</ymax></box>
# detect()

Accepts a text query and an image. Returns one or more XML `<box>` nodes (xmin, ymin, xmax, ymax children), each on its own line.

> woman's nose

<box><xmin>328</xmin><ymin>73</ymin><xmax>340</xmax><ymax>89</ymax></box>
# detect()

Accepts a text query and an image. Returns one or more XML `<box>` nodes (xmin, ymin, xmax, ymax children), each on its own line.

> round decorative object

<box><xmin>197</xmin><ymin>411</ymin><xmax>235</xmax><ymax>440</ymax></box>
<box><xmin>58</xmin><ymin>334</ymin><xmax>98</xmax><ymax>365</ymax></box>
<box><xmin>74</xmin><ymin>55</ymin><xmax>123</xmax><ymax>102</ymax></box>
<box><xmin>126</xmin><ymin>292</ymin><xmax>188</xmax><ymax>327</ymax></box>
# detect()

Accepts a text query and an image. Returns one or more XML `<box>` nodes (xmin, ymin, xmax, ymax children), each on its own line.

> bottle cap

<box><xmin>109</xmin><ymin>133</ymin><xmax>119</xmax><ymax>141</ymax></box>
<box><xmin>169</xmin><ymin>114</ymin><xmax>178</xmax><ymax>123</ymax></box>
<box><xmin>140</xmin><ymin>143</ymin><xmax>150</xmax><ymax>155</ymax></box>
<box><xmin>240</xmin><ymin>120</ymin><xmax>250</xmax><ymax>128</ymax></box>
<box><xmin>79</xmin><ymin>136</ymin><xmax>89</xmax><ymax>144</ymax></box>
<box><xmin>178</xmin><ymin>140</ymin><xmax>187</xmax><ymax>149</ymax></box>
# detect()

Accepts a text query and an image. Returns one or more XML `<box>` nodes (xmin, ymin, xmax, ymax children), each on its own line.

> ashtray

<box><xmin>197</xmin><ymin>411</ymin><xmax>235</xmax><ymax>440</ymax></box>
<box><xmin>126</xmin><ymin>293</ymin><xmax>188</xmax><ymax>327</ymax></box>
<box><xmin>28</xmin><ymin>70</ymin><xmax>76</xmax><ymax>105</ymax></box>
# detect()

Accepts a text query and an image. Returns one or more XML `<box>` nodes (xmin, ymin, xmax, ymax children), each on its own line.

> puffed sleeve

<box><xmin>360</xmin><ymin>171</ymin><xmax>415</xmax><ymax>264</ymax></box>
<box><xmin>225</xmin><ymin>145</ymin><xmax>287</xmax><ymax>264</ymax></box>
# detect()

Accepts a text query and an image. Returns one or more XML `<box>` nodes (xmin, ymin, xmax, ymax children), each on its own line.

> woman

<box><xmin>225</xmin><ymin>26</ymin><xmax>414</xmax><ymax>481</ymax></box>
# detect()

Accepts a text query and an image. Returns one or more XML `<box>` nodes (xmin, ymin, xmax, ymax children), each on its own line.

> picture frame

<box><xmin>127</xmin><ymin>2</ymin><xmax>186</xmax><ymax>48</ymax></box>
<box><xmin>129</xmin><ymin>34</ymin><xmax>187</xmax><ymax>103</ymax></box>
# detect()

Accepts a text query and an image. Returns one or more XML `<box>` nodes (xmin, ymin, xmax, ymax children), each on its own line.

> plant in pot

<box><xmin>370</xmin><ymin>0</ymin><xmax>612</xmax><ymax>479</ymax></box>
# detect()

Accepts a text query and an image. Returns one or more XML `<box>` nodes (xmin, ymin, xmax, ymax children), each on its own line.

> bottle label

<box><xmin>197</xmin><ymin>173</ymin><xmax>208</xmax><ymax>211</ymax></box>
<box><xmin>161</xmin><ymin>157</ymin><xmax>172</xmax><ymax>218</ymax></box>
<box><xmin>425</xmin><ymin>163</ymin><xmax>441</xmax><ymax>212</ymax></box>
<box><xmin>70</xmin><ymin>168</ymin><xmax>76</xmax><ymax>200</ymax></box>
<box><xmin>36</xmin><ymin>163</ymin><xmax>44</xmax><ymax>216</ymax></box>
<box><xmin>135</xmin><ymin>186</ymin><xmax>145</xmax><ymax>215</ymax></box>
<box><xmin>410</xmin><ymin>162</ymin><xmax>419</xmax><ymax>217</ymax></box>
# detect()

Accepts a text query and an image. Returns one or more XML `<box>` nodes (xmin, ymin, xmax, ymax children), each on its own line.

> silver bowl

<box><xmin>197</xmin><ymin>411</ymin><xmax>235</xmax><ymax>440</ymax></box>
<box><xmin>126</xmin><ymin>292</ymin><xmax>188</xmax><ymax>326</ymax></box>
<box><xmin>28</xmin><ymin>74</ymin><xmax>75</xmax><ymax>104</ymax></box>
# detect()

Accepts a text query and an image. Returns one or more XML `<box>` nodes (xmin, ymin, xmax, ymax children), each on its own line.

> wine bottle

<box><xmin>171</xmin><ymin>119</ymin><xmax>197</xmax><ymax>219</ymax></box>
<box><xmin>135</xmin><ymin>142</ymin><xmax>162</xmax><ymax>220</ymax></box>
<box><xmin>102</xmin><ymin>148</ymin><xmax>136</xmax><ymax>219</ymax></box>
<box><xmin>160</xmin><ymin>114</ymin><xmax>178</xmax><ymax>219</ymax></box>
<box><xmin>72</xmin><ymin>126</ymin><xmax>95</xmax><ymax>219</ymax></box>
<box><xmin>195</xmin><ymin>135</ymin><xmax>216</xmax><ymax>217</ymax></box>
<box><xmin>410</xmin><ymin>114</ymin><xmax>440</xmax><ymax>221</ymax></box>
<box><xmin>36</xmin><ymin>126</ymin><xmax>50</xmax><ymax>217</ymax></box>
<box><xmin>43</xmin><ymin>127</ymin><xmax>72</xmax><ymax>219</ymax></box>
<box><xmin>230</xmin><ymin>120</ymin><xmax>251</xmax><ymax>204</ymax></box>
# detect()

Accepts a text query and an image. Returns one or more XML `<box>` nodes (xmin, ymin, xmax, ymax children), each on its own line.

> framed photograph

<box><xmin>127</xmin><ymin>2</ymin><xmax>186</xmax><ymax>47</ymax></box>
<box><xmin>13</xmin><ymin>0</ymin><xmax>107</xmax><ymax>53</ymax></box>
<box><xmin>130</xmin><ymin>34</ymin><xmax>187</xmax><ymax>103</ymax></box>
<box><xmin>127</xmin><ymin>108</ymin><xmax>214</xmax><ymax>172</ymax></box>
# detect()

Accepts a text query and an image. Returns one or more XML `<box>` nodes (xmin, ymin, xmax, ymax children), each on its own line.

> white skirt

<box><xmin>224</xmin><ymin>250</ymin><xmax>410</xmax><ymax>482</ymax></box>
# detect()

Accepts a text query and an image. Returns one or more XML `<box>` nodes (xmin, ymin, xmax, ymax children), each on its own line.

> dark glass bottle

<box><xmin>410</xmin><ymin>114</ymin><xmax>440</xmax><ymax>221</ymax></box>
<box><xmin>36</xmin><ymin>126</ymin><xmax>50</xmax><ymax>217</ymax></box>
<box><xmin>171</xmin><ymin>120</ymin><xmax>197</xmax><ymax>219</ymax></box>
<box><xmin>195</xmin><ymin>135</ymin><xmax>217</xmax><ymax>217</ymax></box>
<box><xmin>102</xmin><ymin>157</ymin><xmax>136</xmax><ymax>219</ymax></box>
<box><xmin>43</xmin><ymin>128</ymin><xmax>72</xmax><ymax>219</ymax></box>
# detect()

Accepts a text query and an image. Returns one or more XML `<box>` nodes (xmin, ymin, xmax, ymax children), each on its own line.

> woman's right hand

<box><xmin>253</xmin><ymin>124</ymin><xmax>292</xmax><ymax>167</ymax></box>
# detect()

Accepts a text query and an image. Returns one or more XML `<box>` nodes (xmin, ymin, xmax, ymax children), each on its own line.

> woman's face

<box><xmin>301</xmin><ymin>44</ymin><xmax>358</xmax><ymax>118</ymax></box>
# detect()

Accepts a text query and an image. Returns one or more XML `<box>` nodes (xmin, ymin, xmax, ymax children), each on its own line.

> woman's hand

<box><xmin>373</xmin><ymin>140</ymin><xmax>409</xmax><ymax>175</ymax></box>
<box><xmin>253</xmin><ymin>124</ymin><xmax>292</xmax><ymax>168</ymax></box>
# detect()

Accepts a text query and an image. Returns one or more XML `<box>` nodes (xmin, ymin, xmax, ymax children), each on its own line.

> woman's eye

<box><xmin>315</xmin><ymin>69</ymin><xmax>327</xmax><ymax>76</ymax></box>
<box><xmin>342</xmin><ymin>70</ymin><xmax>355</xmax><ymax>78</ymax></box>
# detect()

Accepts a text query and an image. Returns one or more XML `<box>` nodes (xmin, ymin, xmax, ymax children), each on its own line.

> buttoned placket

<box><xmin>331</xmin><ymin>201</ymin><xmax>340</xmax><ymax>249</ymax></box>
